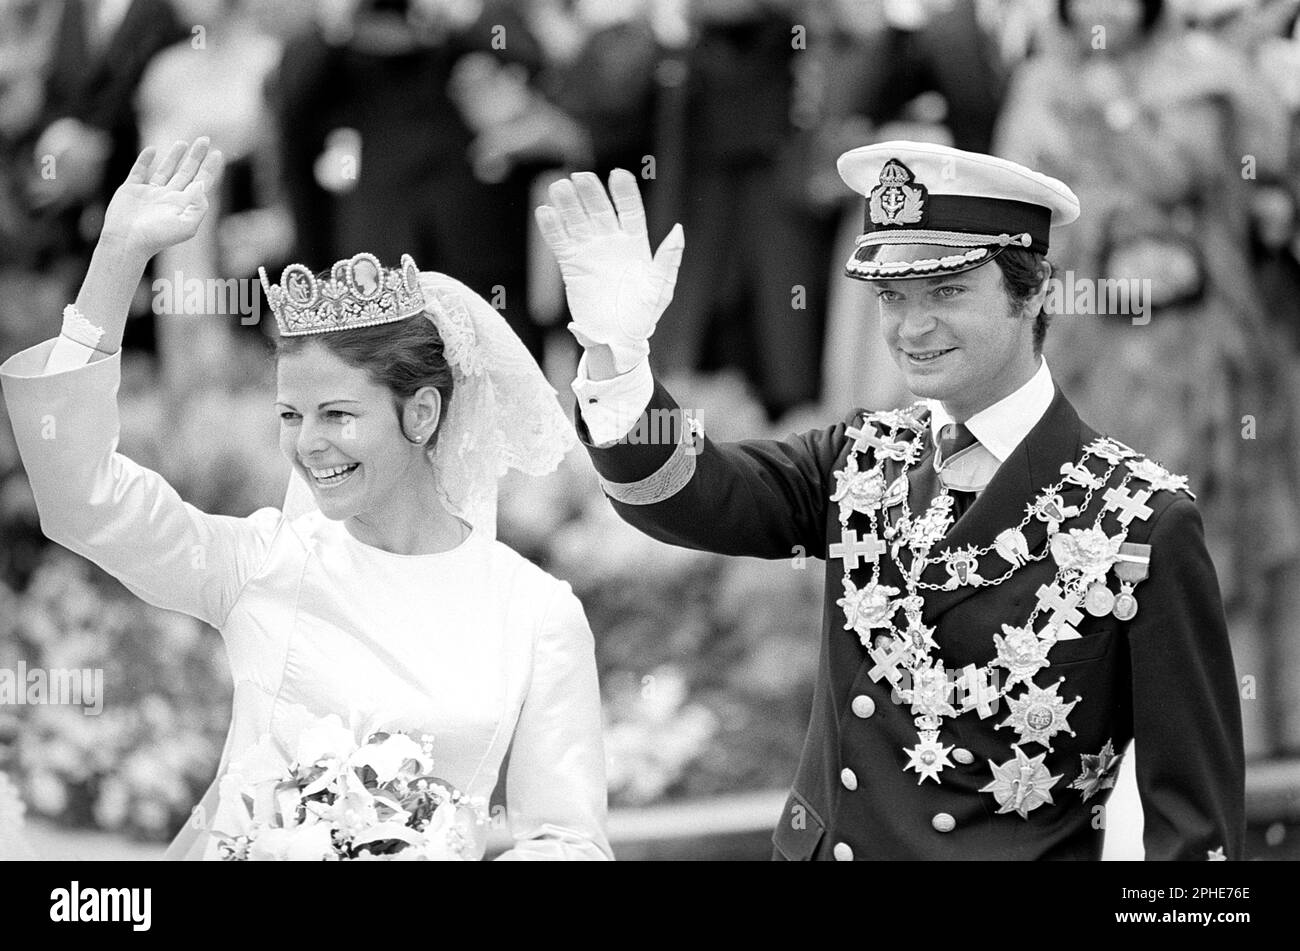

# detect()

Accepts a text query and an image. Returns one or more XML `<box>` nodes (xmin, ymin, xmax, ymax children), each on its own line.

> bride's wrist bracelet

<box><xmin>60</xmin><ymin>303</ymin><xmax>116</xmax><ymax>355</ymax></box>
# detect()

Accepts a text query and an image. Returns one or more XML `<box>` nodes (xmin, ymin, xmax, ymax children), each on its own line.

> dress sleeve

<box><xmin>1</xmin><ymin>338</ymin><xmax>281</xmax><ymax>630</ymax></box>
<box><xmin>495</xmin><ymin>580</ymin><xmax>612</xmax><ymax>861</ymax></box>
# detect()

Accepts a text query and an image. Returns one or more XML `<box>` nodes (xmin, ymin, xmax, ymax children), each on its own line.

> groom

<box><xmin>536</xmin><ymin>143</ymin><xmax>1245</xmax><ymax>861</ymax></box>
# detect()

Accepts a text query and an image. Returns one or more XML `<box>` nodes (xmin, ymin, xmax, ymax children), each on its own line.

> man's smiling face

<box><xmin>868</xmin><ymin>246</ymin><xmax>1040</xmax><ymax>420</ymax></box>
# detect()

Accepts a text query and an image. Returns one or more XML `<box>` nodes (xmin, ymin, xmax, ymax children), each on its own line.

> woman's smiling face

<box><xmin>275</xmin><ymin>340</ymin><xmax>426</xmax><ymax>521</ymax></box>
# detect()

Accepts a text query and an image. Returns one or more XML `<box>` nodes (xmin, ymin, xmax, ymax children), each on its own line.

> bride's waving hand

<box><xmin>64</xmin><ymin>138</ymin><xmax>224</xmax><ymax>364</ymax></box>
<box><xmin>0</xmin><ymin>140</ymin><xmax>278</xmax><ymax>630</ymax></box>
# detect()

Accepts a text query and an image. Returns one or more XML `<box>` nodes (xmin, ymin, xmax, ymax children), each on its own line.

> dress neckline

<box><xmin>332</xmin><ymin>516</ymin><xmax>481</xmax><ymax>561</ymax></box>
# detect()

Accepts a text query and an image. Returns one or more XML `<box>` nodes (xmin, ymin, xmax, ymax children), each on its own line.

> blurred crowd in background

<box><xmin>3</xmin><ymin>0</ymin><xmax>1300</xmax><ymax>850</ymax></box>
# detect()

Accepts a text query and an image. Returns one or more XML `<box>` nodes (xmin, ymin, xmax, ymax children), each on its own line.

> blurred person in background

<box><xmin>536</xmin><ymin>0</ymin><xmax>659</xmax><ymax>185</ymax></box>
<box><xmin>1195</xmin><ymin>0</ymin><xmax>1300</xmax><ymax>356</ymax></box>
<box><xmin>995</xmin><ymin>0</ymin><xmax>1300</xmax><ymax>758</ymax></box>
<box><xmin>815</xmin><ymin>0</ymin><xmax>1010</xmax><ymax>413</ymax></box>
<box><xmin>0</xmin><ymin>0</ymin><xmax>67</xmax><ymax>353</ymax></box>
<box><xmin>25</xmin><ymin>0</ymin><xmax>188</xmax><ymax>354</ymax></box>
<box><xmin>273</xmin><ymin>0</ymin><xmax>588</xmax><ymax>360</ymax></box>
<box><xmin>135</xmin><ymin>0</ymin><xmax>309</xmax><ymax>394</ymax></box>
<box><xmin>646</xmin><ymin>0</ymin><xmax>830</xmax><ymax>422</ymax></box>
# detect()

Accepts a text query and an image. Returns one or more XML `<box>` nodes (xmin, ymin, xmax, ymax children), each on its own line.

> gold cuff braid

<box><xmin>599</xmin><ymin>417</ymin><xmax>701</xmax><ymax>505</ymax></box>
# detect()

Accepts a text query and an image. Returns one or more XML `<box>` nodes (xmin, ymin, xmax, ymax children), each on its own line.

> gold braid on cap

<box><xmin>259</xmin><ymin>252</ymin><xmax>427</xmax><ymax>337</ymax></box>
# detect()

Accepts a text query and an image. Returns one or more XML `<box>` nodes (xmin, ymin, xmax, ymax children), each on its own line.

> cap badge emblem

<box><xmin>869</xmin><ymin>158</ymin><xmax>927</xmax><ymax>226</ymax></box>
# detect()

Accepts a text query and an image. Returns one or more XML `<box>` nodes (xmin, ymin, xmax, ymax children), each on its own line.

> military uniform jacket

<box><xmin>577</xmin><ymin>378</ymin><xmax>1245</xmax><ymax>860</ymax></box>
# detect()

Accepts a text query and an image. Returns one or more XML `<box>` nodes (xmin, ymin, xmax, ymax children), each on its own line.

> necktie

<box><xmin>936</xmin><ymin>422</ymin><xmax>978</xmax><ymax>463</ymax></box>
<box><xmin>949</xmin><ymin>488</ymin><xmax>977</xmax><ymax>519</ymax></box>
<box><xmin>937</xmin><ymin>423</ymin><xmax>979</xmax><ymax>519</ymax></box>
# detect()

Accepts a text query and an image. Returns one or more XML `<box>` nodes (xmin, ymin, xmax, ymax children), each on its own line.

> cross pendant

<box><xmin>829</xmin><ymin>527</ymin><xmax>887</xmax><ymax>571</ymax></box>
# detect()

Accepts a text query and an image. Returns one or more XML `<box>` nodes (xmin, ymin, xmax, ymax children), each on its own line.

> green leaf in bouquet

<box><xmin>298</xmin><ymin>764</ymin><xmax>328</xmax><ymax>787</ymax></box>
<box><xmin>369</xmin><ymin>790</ymin><xmax>406</xmax><ymax>818</ymax></box>
<box><xmin>355</xmin><ymin>764</ymin><xmax>378</xmax><ymax>789</ymax></box>
<box><xmin>275</xmin><ymin>777</ymin><xmax>302</xmax><ymax>796</ymax></box>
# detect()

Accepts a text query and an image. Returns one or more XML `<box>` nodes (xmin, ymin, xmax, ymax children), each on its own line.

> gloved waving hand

<box><xmin>535</xmin><ymin>169</ymin><xmax>684</xmax><ymax>377</ymax></box>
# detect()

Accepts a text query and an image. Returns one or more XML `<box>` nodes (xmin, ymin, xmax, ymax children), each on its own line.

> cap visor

<box><xmin>845</xmin><ymin>244</ymin><xmax>1003</xmax><ymax>282</ymax></box>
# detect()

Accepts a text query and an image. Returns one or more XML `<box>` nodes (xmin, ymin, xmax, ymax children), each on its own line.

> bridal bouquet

<box><xmin>214</xmin><ymin>715</ymin><xmax>487</xmax><ymax>861</ymax></box>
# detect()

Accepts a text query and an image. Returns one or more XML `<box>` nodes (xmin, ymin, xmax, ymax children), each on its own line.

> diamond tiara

<box><xmin>259</xmin><ymin>252</ymin><xmax>427</xmax><ymax>337</ymax></box>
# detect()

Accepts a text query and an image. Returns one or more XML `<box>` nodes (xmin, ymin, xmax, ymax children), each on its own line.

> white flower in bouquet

<box><xmin>294</xmin><ymin>714</ymin><xmax>359</xmax><ymax>769</ymax></box>
<box><xmin>411</xmin><ymin>800</ymin><xmax>465</xmax><ymax>862</ymax></box>
<box><xmin>248</xmin><ymin>823</ymin><xmax>336</xmax><ymax>862</ymax></box>
<box><xmin>349</xmin><ymin>731</ymin><xmax>431</xmax><ymax>785</ymax></box>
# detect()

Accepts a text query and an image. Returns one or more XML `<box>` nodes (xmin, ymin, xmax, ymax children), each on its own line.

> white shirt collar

<box><xmin>927</xmin><ymin>358</ymin><xmax>1055</xmax><ymax>463</ymax></box>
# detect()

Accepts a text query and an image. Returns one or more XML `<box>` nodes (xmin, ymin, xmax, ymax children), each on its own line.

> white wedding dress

<box><xmin>0</xmin><ymin>338</ymin><xmax>612</xmax><ymax>861</ymax></box>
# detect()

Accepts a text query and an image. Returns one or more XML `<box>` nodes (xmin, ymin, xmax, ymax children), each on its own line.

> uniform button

<box><xmin>932</xmin><ymin>812</ymin><xmax>956</xmax><ymax>833</ymax></box>
<box><xmin>840</xmin><ymin>767</ymin><xmax>858</xmax><ymax>791</ymax></box>
<box><xmin>833</xmin><ymin>842</ymin><xmax>854</xmax><ymax>861</ymax></box>
<box><xmin>851</xmin><ymin>695</ymin><xmax>876</xmax><ymax>718</ymax></box>
<box><xmin>953</xmin><ymin>748</ymin><xmax>974</xmax><ymax>765</ymax></box>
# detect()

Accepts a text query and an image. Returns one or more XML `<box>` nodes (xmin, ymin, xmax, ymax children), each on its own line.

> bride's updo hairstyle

<box><xmin>275</xmin><ymin>284</ymin><xmax>455</xmax><ymax>453</ymax></box>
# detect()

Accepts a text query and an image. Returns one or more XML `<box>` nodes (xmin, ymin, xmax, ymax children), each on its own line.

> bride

<box><xmin>0</xmin><ymin>138</ymin><xmax>611</xmax><ymax>860</ymax></box>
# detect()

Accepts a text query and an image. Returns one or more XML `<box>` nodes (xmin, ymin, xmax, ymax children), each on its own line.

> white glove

<box><xmin>535</xmin><ymin>169</ymin><xmax>684</xmax><ymax>374</ymax></box>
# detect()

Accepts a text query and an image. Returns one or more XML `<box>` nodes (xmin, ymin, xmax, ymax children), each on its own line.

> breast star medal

<box><xmin>998</xmin><ymin>679</ymin><xmax>1080</xmax><ymax>751</ymax></box>
<box><xmin>981</xmin><ymin>747</ymin><xmax>1063</xmax><ymax>818</ymax></box>
<box><xmin>904</xmin><ymin>731</ymin><xmax>956</xmax><ymax>785</ymax></box>
<box><xmin>904</xmin><ymin>620</ymin><xmax>939</xmax><ymax>659</ymax></box>
<box><xmin>1069</xmin><ymin>738</ymin><xmax>1124</xmax><ymax>801</ymax></box>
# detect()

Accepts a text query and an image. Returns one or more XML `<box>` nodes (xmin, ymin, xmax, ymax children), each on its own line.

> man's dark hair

<box><xmin>992</xmin><ymin>247</ymin><xmax>1052</xmax><ymax>356</ymax></box>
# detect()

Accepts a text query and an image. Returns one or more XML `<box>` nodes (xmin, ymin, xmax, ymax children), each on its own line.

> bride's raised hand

<box><xmin>100</xmin><ymin>138</ymin><xmax>225</xmax><ymax>259</ymax></box>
